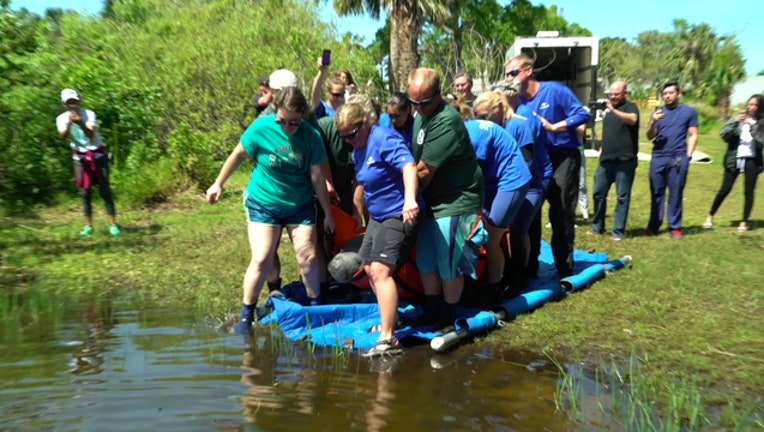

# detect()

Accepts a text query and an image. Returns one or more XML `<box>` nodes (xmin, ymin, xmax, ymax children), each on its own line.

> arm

<box><xmin>416</xmin><ymin>160</ymin><xmax>437</xmax><ymax>189</ymax></box>
<box><xmin>686</xmin><ymin>126</ymin><xmax>699</xmax><ymax>156</ymax></box>
<box><xmin>310</xmin><ymin>163</ymin><xmax>336</xmax><ymax>234</ymax></box>
<box><xmin>206</xmin><ymin>143</ymin><xmax>250</xmax><ymax>204</ymax></box>
<box><xmin>352</xmin><ymin>182</ymin><xmax>366</xmax><ymax>229</ymax></box>
<box><xmin>401</xmin><ymin>162</ymin><xmax>420</xmax><ymax>224</ymax></box>
<box><xmin>606</xmin><ymin>102</ymin><xmax>638</xmax><ymax>126</ymax></box>
<box><xmin>646</xmin><ymin>110</ymin><xmax>664</xmax><ymax>141</ymax></box>
<box><xmin>319</xmin><ymin>160</ymin><xmax>339</xmax><ymax>205</ymax></box>
<box><xmin>310</xmin><ymin>57</ymin><xmax>329</xmax><ymax>110</ymax></box>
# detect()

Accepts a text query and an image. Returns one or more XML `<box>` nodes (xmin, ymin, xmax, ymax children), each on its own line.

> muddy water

<box><xmin>0</xmin><ymin>296</ymin><xmax>615</xmax><ymax>431</ymax></box>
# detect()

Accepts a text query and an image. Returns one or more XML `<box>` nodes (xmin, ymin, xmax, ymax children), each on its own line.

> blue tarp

<box><xmin>260</xmin><ymin>241</ymin><xmax>620</xmax><ymax>350</ymax></box>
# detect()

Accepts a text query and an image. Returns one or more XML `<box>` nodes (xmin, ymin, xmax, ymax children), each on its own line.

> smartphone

<box><xmin>321</xmin><ymin>49</ymin><xmax>331</xmax><ymax>66</ymax></box>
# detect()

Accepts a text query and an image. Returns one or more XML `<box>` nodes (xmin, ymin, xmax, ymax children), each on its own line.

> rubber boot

<box><xmin>406</xmin><ymin>295</ymin><xmax>440</xmax><ymax>327</ymax></box>
<box><xmin>436</xmin><ymin>301</ymin><xmax>457</xmax><ymax>334</ymax></box>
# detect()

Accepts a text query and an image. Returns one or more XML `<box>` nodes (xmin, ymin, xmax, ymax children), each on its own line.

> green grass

<box><xmin>1</xmin><ymin>129</ymin><xmax>762</xmax><ymax>428</ymax></box>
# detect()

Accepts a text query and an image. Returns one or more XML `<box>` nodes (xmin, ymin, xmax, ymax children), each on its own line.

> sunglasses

<box><xmin>505</xmin><ymin>67</ymin><xmax>528</xmax><ymax>78</ymax></box>
<box><xmin>275</xmin><ymin>117</ymin><xmax>301</xmax><ymax>127</ymax></box>
<box><xmin>408</xmin><ymin>96</ymin><xmax>435</xmax><ymax>106</ymax></box>
<box><xmin>340</xmin><ymin>123</ymin><xmax>363</xmax><ymax>140</ymax></box>
<box><xmin>330</xmin><ymin>92</ymin><xmax>345</xmax><ymax>98</ymax></box>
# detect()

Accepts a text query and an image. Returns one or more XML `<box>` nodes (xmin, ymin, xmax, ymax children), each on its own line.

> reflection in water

<box><xmin>0</xmin><ymin>294</ymin><xmax>620</xmax><ymax>431</ymax></box>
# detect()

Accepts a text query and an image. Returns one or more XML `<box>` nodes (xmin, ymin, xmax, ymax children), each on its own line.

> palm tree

<box><xmin>332</xmin><ymin>0</ymin><xmax>447</xmax><ymax>92</ymax></box>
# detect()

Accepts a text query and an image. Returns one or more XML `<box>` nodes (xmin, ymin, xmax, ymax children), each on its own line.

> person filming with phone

<box><xmin>588</xmin><ymin>80</ymin><xmax>640</xmax><ymax>241</ymax></box>
<box><xmin>56</xmin><ymin>89</ymin><xmax>120</xmax><ymax>237</ymax></box>
<box><xmin>645</xmin><ymin>80</ymin><xmax>698</xmax><ymax>239</ymax></box>
<box><xmin>310</xmin><ymin>49</ymin><xmax>346</xmax><ymax>119</ymax></box>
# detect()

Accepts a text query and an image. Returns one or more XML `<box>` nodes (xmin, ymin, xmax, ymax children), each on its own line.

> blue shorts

<box><xmin>243</xmin><ymin>193</ymin><xmax>316</xmax><ymax>226</ymax></box>
<box><xmin>483</xmin><ymin>184</ymin><xmax>530</xmax><ymax>228</ymax></box>
<box><xmin>416</xmin><ymin>211</ymin><xmax>487</xmax><ymax>280</ymax></box>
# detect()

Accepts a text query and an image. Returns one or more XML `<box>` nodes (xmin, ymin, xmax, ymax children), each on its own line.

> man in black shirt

<box><xmin>589</xmin><ymin>80</ymin><xmax>640</xmax><ymax>240</ymax></box>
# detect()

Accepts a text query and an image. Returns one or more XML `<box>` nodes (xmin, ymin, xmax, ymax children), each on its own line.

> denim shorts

<box><xmin>243</xmin><ymin>193</ymin><xmax>316</xmax><ymax>226</ymax></box>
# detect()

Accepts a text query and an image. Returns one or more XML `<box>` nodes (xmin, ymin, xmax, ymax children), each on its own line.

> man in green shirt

<box><xmin>408</xmin><ymin>68</ymin><xmax>485</xmax><ymax>330</ymax></box>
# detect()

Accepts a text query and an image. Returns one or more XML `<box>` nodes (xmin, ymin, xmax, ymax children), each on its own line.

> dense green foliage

<box><xmin>0</xmin><ymin>0</ymin><xmax>749</xmax><ymax>215</ymax></box>
<box><xmin>0</xmin><ymin>0</ymin><xmax>377</xmax><ymax>212</ymax></box>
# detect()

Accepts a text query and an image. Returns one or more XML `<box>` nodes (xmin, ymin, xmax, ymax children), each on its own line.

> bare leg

<box><xmin>287</xmin><ymin>224</ymin><xmax>321</xmax><ymax>299</ymax></box>
<box><xmin>367</xmin><ymin>261</ymin><xmax>398</xmax><ymax>341</ymax></box>
<box><xmin>485</xmin><ymin>223</ymin><xmax>507</xmax><ymax>285</ymax></box>
<box><xmin>243</xmin><ymin>223</ymin><xmax>281</xmax><ymax>305</ymax></box>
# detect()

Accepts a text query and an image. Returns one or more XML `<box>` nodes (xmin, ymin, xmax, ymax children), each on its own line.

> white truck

<box><xmin>505</xmin><ymin>31</ymin><xmax>600</xmax><ymax>108</ymax></box>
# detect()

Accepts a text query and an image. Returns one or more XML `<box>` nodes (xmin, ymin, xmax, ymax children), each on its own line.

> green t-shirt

<box><xmin>412</xmin><ymin>101</ymin><xmax>483</xmax><ymax>218</ymax></box>
<box><xmin>317</xmin><ymin>116</ymin><xmax>356</xmax><ymax>215</ymax></box>
<box><xmin>241</xmin><ymin>114</ymin><xmax>327</xmax><ymax>208</ymax></box>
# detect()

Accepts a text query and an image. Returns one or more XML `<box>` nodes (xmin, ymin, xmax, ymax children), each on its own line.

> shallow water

<box><xmin>0</xmin><ymin>296</ymin><xmax>618</xmax><ymax>431</ymax></box>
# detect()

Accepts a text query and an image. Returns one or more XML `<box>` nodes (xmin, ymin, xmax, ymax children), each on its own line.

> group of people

<box><xmin>58</xmin><ymin>51</ymin><xmax>760</xmax><ymax>357</ymax></box>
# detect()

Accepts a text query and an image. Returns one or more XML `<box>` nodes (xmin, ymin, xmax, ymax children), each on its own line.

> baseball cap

<box><xmin>61</xmin><ymin>88</ymin><xmax>80</xmax><ymax>103</ymax></box>
<box><xmin>269</xmin><ymin>69</ymin><xmax>298</xmax><ymax>90</ymax></box>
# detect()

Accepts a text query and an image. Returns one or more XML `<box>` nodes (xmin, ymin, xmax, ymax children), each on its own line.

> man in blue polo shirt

<box><xmin>645</xmin><ymin>80</ymin><xmax>698</xmax><ymax>239</ymax></box>
<box><xmin>505</xmin><ymin>54</ymin><xmax>589</xmax><ymax>278</ymax></box>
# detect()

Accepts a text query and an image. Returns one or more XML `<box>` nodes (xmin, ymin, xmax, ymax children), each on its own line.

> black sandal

<box><xmin>362</xmin><ymin>336</ymin><xmax>403</xmax><ymax>358</ymax></box>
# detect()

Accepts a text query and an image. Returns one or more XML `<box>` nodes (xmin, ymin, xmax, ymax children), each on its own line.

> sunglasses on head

<box><xmin>408</xmin><ymin>96</ymin><xmax>435</xmax><ymax>106</ymax></box>
<box><xmin>275</xmin><ymin>117</ymin><xmax>301</xmax><ymax>127</ymax></box>
<box><xmin>340</xmin><ymin>123</ymin><xmax>363</xmax><ymax>140</ymax></box>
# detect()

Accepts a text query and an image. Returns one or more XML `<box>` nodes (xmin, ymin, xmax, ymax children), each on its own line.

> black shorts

<box><xmin>359</xmin><ymin>216</ymin><xmax>419</xmax><ymax>267</ymax></box>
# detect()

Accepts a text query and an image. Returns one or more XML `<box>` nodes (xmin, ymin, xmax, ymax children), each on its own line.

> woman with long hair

<box><xmin>704</xmin><ymin>94</ymin><xmax>764</xmax><ymax>232</ymax></box>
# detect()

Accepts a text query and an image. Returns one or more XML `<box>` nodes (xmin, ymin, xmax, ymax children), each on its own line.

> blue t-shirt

<box><xmin>314</xmin><ymin>100</ymin><xmax>336</xmax><ymax>120</ymax></box>
<box><xmin>379</xmin><ymin>112</ymin><xmax>414</xmax><ymax>148</ymax></box>
<box><xmin>504</xmin><ymin>115</ymin><xmax>544</xmax><ymax>190</ymax></box>
<box><xmin>650</xmin><ymin>104</ymin><xmax>699</xmax><ymax>157</ymax></box>
<box><xmin>240</xmin><ymin>114</ymin><xmax>327</xmax><ymax>208</ymax></box>
<box><xmin>465</xmin><ymin>119</ymin><xmax>531</xmax><ymax>193</ymax></box>
<box><xmin>515</xmin><ymin>105</ymin><xmax>552</xmax><ymax>181</ymax></box>
<box><xmin>518</xmin><ymin>81</ymin><xmax>589</xmax><ymax>151</ymax></box>
<box><xmin>354</xmin><ymin>125</ymin><xmax>424</xmax><ymax>221</ymax></box>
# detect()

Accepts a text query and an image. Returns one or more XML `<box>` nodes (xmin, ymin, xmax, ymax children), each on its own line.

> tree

<box><xmin>332</xmin><ymin>0</ymin><xmax>447</xmax><ymax>92</ymax></box>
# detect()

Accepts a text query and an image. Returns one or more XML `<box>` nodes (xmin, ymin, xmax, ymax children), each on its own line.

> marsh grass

<box><xmin>1</xmin><ymin>129</ymin><xmax>762</xmax><ymax>427</ymax></box>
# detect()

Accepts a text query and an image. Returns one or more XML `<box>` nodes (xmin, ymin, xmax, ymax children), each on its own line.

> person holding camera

<box><xmin>588</xmin><ymin>80</ymin><xmax>640</xmax><ymax>241</ymax></box>
<box><xmin>645</xmin><ymin>81</ymin><xmax>698</xmax><ymax>239</ymax></box>
<box><xmin>56</xmin><ymin>89</ymin><xmax>120</xmax><ymax>237</ymax></box>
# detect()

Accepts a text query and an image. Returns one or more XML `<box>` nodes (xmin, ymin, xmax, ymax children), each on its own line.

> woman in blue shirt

<box><xmin>335</xmin><ymin>101</ymin><xmax>423</xmax><ymax>357</ymax></box>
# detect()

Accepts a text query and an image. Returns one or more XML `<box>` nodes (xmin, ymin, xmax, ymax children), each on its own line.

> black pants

<box><xmin>709</xmin><ymin>159</ymin><xmax>760</xmax><ymax>222</ymax></box>
<box><xmin>74</xmin><ymin>156</ymin><xmax>115</xmax><ymax>217</ymax></box>
<box><xmin>547</xmin><ymin>148</ymin><xmax>581</xmax><ymax>278</ymax></box>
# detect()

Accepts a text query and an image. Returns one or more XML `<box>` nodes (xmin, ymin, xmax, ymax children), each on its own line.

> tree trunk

<box><xmin>718</xmin><ymin>88</ymin><xmax>730</xmax><ymax>120</ymax></box>
<box><xmin>389</xmin><ymin>2</ymin><xmax>421</xmax><ymax>93</ymax></box>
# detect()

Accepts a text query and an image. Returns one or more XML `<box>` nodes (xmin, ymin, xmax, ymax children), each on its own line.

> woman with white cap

<box><xmin>56</xmin><ymin>88</ymin><xmax>120</xmax><ymax>236</ymax></box>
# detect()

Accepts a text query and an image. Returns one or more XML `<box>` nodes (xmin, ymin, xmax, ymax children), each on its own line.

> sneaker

<box><xmin>109</xmin><ymin>224</ymin><xmax>120</xmax><ymax>236</ymax></box>
<box><xmin>79</xmin><ymin>225</ymin><xmax>94</xmax><ymax>236</ymax></box>
<box><xmin>611</xmin><ymin>236</ymin><xmax>623</xmax><ymax>242</ymax></box>
<box><xmin>702</xmin><ymin>221</ymin><xmax>713</xmax><ymax>229</ymax></box>
<box><xmin>737</xmin><ymin>225</ymin><xmax>748</xmax><ymax>233</ymax></box>
<box><xmin>670</xmin><ymin>229</ymin><xmax>684</xmax><ymax>239</ymax></box>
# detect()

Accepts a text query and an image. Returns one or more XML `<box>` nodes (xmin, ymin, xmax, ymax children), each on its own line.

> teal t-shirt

<box><xmin>412</xmin><ymin>101</ymin><xmax>483</xmax><ymax>218</ymax></box>
<box><xmin>241</xmin><ymin>114</ymin><xmax>327</xmax><ymax>208</ymax></box>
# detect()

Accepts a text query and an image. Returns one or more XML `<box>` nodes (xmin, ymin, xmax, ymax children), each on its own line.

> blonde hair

<box><xmin>408</xmin><ymin>68</ymin><xmax>441</xmax><ymax>93</ymax></box>
<box><xmin>505</xmin><ymin>53</ymin><xmax>533</xmax><ymax>69</ymax></box>
<box><xmin>346</xmin><ymin>93</ymin><xmax>379</xmax><ymax>124</ymax></box>
<box><xmin>473</xmin><ymin>90</ymin><xmax>516</xmax><ymax>121</ymax></box>
<box><xmin>446</xmin><ymin>94</ymin><xmax>474</xmax><ymax>120</ymax></box>
<box><xmin>335</xmin><ymin>103</ymin><xmax>368</xmax><ymax>130</ymax></box>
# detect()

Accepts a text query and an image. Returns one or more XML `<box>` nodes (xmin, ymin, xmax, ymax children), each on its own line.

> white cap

<box><xmin>61</xmin><ymin>88</ymin><xmax>80</xmax><ymax>103</ymax></box>
<box><xmin>269</xmin><ymin>69</ymin><xmax>298</xmax><ymax>90</ymax></box>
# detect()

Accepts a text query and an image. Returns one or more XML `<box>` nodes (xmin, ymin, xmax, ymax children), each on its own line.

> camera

<box><xmin>589</xmin><ymin>101</ymin><xmax>607</xmax><ymax>111</ymax></box>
